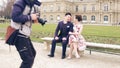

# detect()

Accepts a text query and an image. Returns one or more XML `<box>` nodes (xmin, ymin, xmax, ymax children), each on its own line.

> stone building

<box><xmin>40</xmin><ymin>0</ymin><xmax>120</xmax><ymax>24</ymax></box>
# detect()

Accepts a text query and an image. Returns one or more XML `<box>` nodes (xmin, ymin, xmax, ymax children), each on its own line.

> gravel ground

<box><xmin>0</xmin><ymin>40</ymin><xmax>120</xmax><ymax>68</ymax></box>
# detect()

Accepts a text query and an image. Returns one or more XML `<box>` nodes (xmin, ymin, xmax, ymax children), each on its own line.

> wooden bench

<box><xmin>41</xmin><ymin>37</ymin><xmax>120</xmax><ymax>55</ymax></box>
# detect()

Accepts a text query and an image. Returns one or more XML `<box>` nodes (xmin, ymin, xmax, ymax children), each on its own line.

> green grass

<box><xmin>0</xmin><ymin>23</ymin><xmax>120</xmax><ymax>45</ymax></box>
<box><xmin>1</xmin><ymin>23</ymin><xmax>120</xmax><ymax>53</ymax></box>
<box><xmin>31</xmin><ymin>24</ymin><xmax>56</xmax><ymax>42</ymax></box>
<box><xmin>82</xmin><ymin>25</ymin><xmax>120</xmax><ymax>44</ymax></box>
<box><xmin>83</xmin><ymin>25</ymin><xmax>120</xmax><ymax>38</ymax></box>
<box><xmin>0</xmin><ymin>23</ymin><xmax>9</xmax><ymax>38</ymax></box>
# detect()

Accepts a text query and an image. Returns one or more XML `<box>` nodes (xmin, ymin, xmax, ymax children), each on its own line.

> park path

<box><xmin>0</xmin><ymin>40</ymin><xmax>120</xmax><ymax>68</ymax></box>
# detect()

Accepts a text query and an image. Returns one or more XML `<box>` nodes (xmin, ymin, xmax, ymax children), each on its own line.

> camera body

<box><xmin>31</xmin><ymin>4</ymin><xmax>47</xmax><ymax>25</ymax></box>
<box><xmin>37</xmin><ymin>17</ymin><xmax>47</xmax><ymax>26</ymax></box>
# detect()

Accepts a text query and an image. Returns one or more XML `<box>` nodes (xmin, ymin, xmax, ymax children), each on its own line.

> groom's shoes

<box><xmin>48</xmin><ymin>54</ymin><xmax>54</xmax><ymax>57</ymax></box>
<box><xmin>61</xmin><ymin>55</ymin><xmax>66</xmax><ymax>59</ymax></box>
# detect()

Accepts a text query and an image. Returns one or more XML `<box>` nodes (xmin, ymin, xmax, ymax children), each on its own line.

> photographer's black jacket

<box><xmin>11</xmin><ymin>0</ymin><xmax>41</xmax><ymax>24</ymax></box>
<box><xmin>11</xmin><ymin>0</ymin><xmax>41</xmax><ymax>36</ymax></box>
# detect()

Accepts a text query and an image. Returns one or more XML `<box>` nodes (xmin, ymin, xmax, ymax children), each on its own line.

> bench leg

<box><xmin>90</xmin><ymin>50</ymin><xmax>92</xmax><ymax>55</ymax></box>
<box><xmin>43</xmin><ymin>41</ymin><xmax>50</xmax><ymax>50</ymax></box>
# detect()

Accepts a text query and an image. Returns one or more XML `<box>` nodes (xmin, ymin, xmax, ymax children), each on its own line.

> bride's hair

<box><xmin>75</xmin><ymin>15</ymin><xmax>82</xmax><ymax>22</ymax></box>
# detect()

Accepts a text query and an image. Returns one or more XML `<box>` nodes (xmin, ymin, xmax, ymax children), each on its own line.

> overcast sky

<box><xmin>0</xmin><ymin>0</ymin><xmax>7</xmax><ymax>6</ymax></box>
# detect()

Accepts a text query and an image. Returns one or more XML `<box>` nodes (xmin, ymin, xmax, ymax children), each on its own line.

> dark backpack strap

<box><xmin>28</xmin><ymin>6</ymin><xmax>32</xmax><ymax>15</ymax></box>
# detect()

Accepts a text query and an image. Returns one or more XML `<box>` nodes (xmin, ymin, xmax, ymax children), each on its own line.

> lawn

<box><xmin>83</xmin><ymin>25</ymin><xmax>120</xmax><ymax>45</ymax></box>
<box><xmin>0</xmin><ymin>23</ymin><xmax>120</xmax><ymax>45</ymax></box>
<box><xmin>31</xmin><ymin>24</ymin><xmax>120</xmax><ymax>45</ymax></box>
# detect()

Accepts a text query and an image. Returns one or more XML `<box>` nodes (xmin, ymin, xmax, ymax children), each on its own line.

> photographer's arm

<box><xmin>11</xmin><ymin>5</ymin><xmax>32</xmax><ymax>24</ymax></box>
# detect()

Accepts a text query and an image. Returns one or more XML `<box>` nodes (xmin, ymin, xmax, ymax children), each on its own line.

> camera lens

<box><xmin>37</xmin><ymin>18</ymin><xmax>47</xmax><ymax>26</ymax></box>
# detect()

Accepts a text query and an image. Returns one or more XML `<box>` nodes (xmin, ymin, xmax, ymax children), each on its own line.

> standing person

<box><xmin>67</xmin><ymin>15</ymin><xmax>86</xmax><ymax>59</ymax></box>
<box><xmin>11</xmin><ymin>0</ymin><xmax>41</xmax><ymax>68</ymax></box>
<box><xmin>48</xmin><ymin>12</ymin><xmax>73</xmax><ymax>59</ymax></box>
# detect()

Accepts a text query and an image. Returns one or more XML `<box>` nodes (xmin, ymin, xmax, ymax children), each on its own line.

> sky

<box><xmin>0</xmin><ymin>0</ymin><xmax>7</xmax><ymax>7</ymax></box>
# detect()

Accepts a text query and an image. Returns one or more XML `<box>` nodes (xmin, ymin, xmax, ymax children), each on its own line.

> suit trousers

<box><xmin>50</xmin><ymin>37</ymin><xmax>68</xmax><ymax>57</ymax></box>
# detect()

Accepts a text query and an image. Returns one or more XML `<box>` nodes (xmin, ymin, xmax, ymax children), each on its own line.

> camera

<box><xmin>37</xmin><ymin>17</ymin><xmax>47</xmax><ymax>26</ymax></box>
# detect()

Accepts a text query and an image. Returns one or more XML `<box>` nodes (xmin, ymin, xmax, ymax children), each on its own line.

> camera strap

<box><xmin>28</xmin><ymin>7</ymin><xmax>32</xmax><ymax>15</ymax></box>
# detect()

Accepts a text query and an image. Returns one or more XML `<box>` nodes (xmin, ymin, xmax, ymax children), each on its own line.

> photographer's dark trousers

<box><xmin>15</xmin><ymin>33</ymin><xmax>36</xmax><ymax>68</ymax></box>
<box><xmin>50</xmin><ymin>37</ymin><xmax>68</xmax><ymax>57</ymax></box>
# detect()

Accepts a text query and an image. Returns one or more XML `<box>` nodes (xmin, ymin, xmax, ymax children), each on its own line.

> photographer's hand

<box><xmin>31</xmin><ymin>14</ymin><xmax>38</xmax><ymax>20</ymax></box>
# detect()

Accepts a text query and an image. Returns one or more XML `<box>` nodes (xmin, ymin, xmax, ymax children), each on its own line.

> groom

<box><xmin>48</xmin><ymin>12</ymin><xmax>73</xmax><ymax>59</ymax></box>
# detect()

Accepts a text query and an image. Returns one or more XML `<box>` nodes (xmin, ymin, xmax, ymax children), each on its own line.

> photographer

<box><xmin>11</xmin><ymin>0</ymin><xmax>42</xmax><ymax>68</ymax></box>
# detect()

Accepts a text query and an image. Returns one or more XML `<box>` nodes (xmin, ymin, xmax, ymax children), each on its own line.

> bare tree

<box><xmin>2</xmin><ymin>0</ymin><xmax>14</xmax><ymax>19</ymax></box>
<box><xmin>0</xmin><ymin>0</ymin><xmax>6</xmax><ymax>17</ymax></box>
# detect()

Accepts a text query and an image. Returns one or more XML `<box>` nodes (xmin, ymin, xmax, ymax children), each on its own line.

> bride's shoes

<box><xmin>67</xmin><ymin>53</ymin><xmax>80</xmax><ymax>59</ymax></box>
<box><xmin>67</xmin><ymin>56</ymin><xmax>72</xmax><ymax>59</ymax></box>
<box><xmin>75</xmin><ymin>53</ymin><xmax>80</xmax><ymax>59</ymax></box>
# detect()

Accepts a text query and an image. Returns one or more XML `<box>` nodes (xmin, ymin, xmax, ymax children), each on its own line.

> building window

<box><xmin>57</xmin><ymin>15</ymin><xmax>60</xmax><ymax>21</ymax></box>
<box><xmin>83</xmin><ymin>5</ymin><xmax>86</xmax><ymax>12</ymax></box>
<box><xmin>50</xmin><ymin>15</ymin><xmax>53</xmax><ymax>21</ymax></box>
<box><xmin>66</xmin><ymin>6</ymin><xmax>69</xmax><ymax>12</ymax></box>
<box><xmin>76</xmin><ymin>5</ymin><xmax>78</xmax><ymax>12</ymax></box>
<box><xmin>110</xmin><ymin>2</ymin><xmax>112</xmax><ymax>10</ymax></box>
<box><xmin>43</xmin><ymin>6</ymin><xmax>46</xmax><ymax>12</ymax></box>
<box><xmin>43</xmin><ymin>15</ymin><xmax>46</xmax><ymax>20</ymax></box>
<box><xmin>104</xmin><ymin>4</ymin><xmax>108</xmax><ymax>11</ymax></box>
<box><xmin>104</xmin><ymin>15</ymin><xmax>108</xmax><ymax>21</ymax></box>
<box><xmin>83</xmin><ymin>15</ymin><xmax>87</xmax><ymax>21</ymax></box>
<box><xmin>57</xmin><ymin>6</ymin><xmax>60</xmax><ymax>11</ymax></box>
<box><xmin>50</xmin><ymin>5</ymin><xmax>53</xmax><ymax>12</ymax></box>
<box><xmin>91</xmin><ymin>15</ymin><xmax>95</xmax><ymax>21</ymax></box>
<box><xmin>92</xmin><ymin>5</ymin><xmax>95</xmax><ymax>12</ymax></box>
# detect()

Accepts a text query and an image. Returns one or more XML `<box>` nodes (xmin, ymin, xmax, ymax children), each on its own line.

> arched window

<box><xmin>91</xmin><ymin>15</ymin><xmax>95</xmax><ymax>21</ymax></box>
<box><xmin>50</xmin><ymin>15</ymin><xmax>53</xmax><ymax>21</ymax></box>
<box><xmin>43</xmin><ymin>15</ymin><xmax>46</xmax><ymax>20</ymax></box>
<box><xmin>83</xmin><ymin>15</ymin><xmax>87</xmax><ymax>21</ymax></box>
<box><xmin>57</xmin><ymin>15</ymin><xmax>60</xmax><ymax>21</ymax></box>
<box><xmin>104</xmin><ymin>15</ymin><xmax>108</xmax><ymax>21</ymax></box>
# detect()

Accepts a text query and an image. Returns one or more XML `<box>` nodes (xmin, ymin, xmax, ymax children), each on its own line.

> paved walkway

<box><xmin>0</xmin><ymin>40</ymin><xmax>120</xmax><ymax>68</ymax></box>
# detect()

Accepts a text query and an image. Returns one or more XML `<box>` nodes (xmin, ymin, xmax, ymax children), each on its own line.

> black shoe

<box><xmin>61</xmin><ymin>55</ymin><xmax>66</xmax><ymax>59</ymax></box>
<box><xmin>48</xmin><ymin>54</ymin><xmax>54</xmax><ymax>57</ymax></box>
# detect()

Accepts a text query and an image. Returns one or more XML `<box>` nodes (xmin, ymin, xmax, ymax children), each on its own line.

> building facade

<box><xmin>40</xmin><ymin>0</ymin><xmax>120</xmax><ymax>24</ymax></box>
